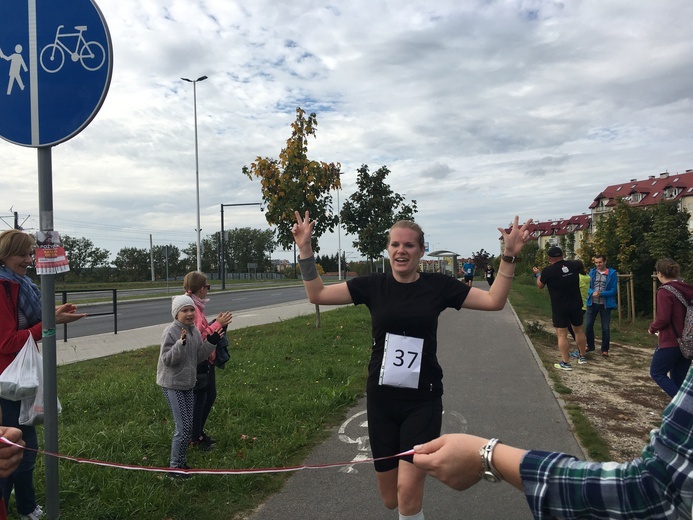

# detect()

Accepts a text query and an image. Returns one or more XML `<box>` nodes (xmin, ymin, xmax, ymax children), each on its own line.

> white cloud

<box><xmin>1</xmin><ymin>0</ymin><xmax>692</xmax><ymax>263</ymax></box>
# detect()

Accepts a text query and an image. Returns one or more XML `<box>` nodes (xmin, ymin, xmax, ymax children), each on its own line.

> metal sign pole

<box><xmin>38</xmin><ymin>146</ymin><xmax>60</xmax><ymax>519</ymax></box>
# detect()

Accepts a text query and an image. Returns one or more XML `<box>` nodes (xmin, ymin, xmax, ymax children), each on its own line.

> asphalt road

<box><xmin>56</xmin><ymin>285</ymin><xmax>309</xmax><ymax>340</ymax></box>
<box><xmin>244</xmin><ymin>301</ymin><xmax>584</xmax><ymax>520</ymax></box>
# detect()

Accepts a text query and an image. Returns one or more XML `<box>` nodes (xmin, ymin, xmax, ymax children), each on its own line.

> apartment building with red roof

<box><xmin>590</xmin><ymin>170</ymin><xmax>693</xmax><ymax>231</ymax></box>
<box><xmin>500</xmin><ymin>170</ymin><xmax>693</xmax><ymax>259</ymax></box>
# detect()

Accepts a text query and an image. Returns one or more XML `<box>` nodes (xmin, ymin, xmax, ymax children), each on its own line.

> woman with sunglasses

<box><xmin>183</xmin><ymin>271</ymin><xmax>232</xmax><ymax>450</ymax></box>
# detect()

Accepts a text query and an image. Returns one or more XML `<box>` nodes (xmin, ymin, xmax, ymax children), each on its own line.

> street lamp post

<box><xmin>181</xmin><ymin>75</ymin><xmax>208</xmax><ymax>272</ymax></box>
<box><xmin>333</xmin><ymin>169</ymin><xmax>345</xmax><ymax>281</ymax></box>
<box><xmin>337</xmin><ymin>183</ymin><xmax>342</xmax><ymax>281</ymax></box>
<box><xmin>220</xmin><ymin>203</ymin><xmax>262</xmax><ymax>290</ymax></box>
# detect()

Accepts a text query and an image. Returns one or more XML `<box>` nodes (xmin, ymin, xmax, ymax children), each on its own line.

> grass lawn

<box><xmin>35</xmin><ymin>306</ymin><xmax>372</xmax><ymax>520</ymax></box>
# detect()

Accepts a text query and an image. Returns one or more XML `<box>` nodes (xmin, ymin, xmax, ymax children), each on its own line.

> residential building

<box><xmin>589</xmin><ymin>170</ymin><xmax>693</xmax><ymax>231</ymax></box>
<box><xmin>501</xmin><ymin>214</ymin><xmax>592</xmax><ymax>259</ymax></box>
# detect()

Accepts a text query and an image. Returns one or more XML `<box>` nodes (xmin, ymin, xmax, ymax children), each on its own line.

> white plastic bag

<box><xmin>0</xmin><ymin>335</ymin><xmax>40</xmax><ymax>401</ymax></box>
<box><xmin>19</xmin><ymin>356</ymin><xmax>60</xmax><ymax>426</ymax></box>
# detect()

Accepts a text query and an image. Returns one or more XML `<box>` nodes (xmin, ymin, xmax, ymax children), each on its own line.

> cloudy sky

<box><xmin>2</xmin><ymin>0</ymin><xmax>692</xmax><ymax>265</ymax></box>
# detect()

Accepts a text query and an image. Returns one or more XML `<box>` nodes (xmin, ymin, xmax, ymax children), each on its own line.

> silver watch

<box><xmin>479</xmin><ymin>438</ymin><xmax>502</xmax><ymax>483</ymax></box>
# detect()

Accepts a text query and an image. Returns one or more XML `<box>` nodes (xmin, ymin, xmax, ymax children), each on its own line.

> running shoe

<box><xmin>568</xmin><ymin>350</ymin><xmax>580</xmax><ymax>358</ymax></box>
<box><xmin>190</xmin><ymin>436</ymin><xmax>215</xmax><ymax>451</ymax></box>
<box><xmin>554</xmin><ymin>361</ymin><xmax>573</xmax><ymax>371</ymax></box>
<box><xmin>167</xmin><ymin>465</ymin><xmax>192</xmax><ymax>480</ymax></box>
<box><xmin>578</xmin><ymin>356</ymin><xmax>587</xmax><ymax>364</ymax></box>
<box><xmin>19</xmin><ymin>505</ymin><xmax>44</xmax><ymax>520</ymax></box>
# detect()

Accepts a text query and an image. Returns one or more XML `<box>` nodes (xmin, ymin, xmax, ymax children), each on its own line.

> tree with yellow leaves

<box><xmin>243</xmin><ymin>108</ymin><xmax>341</xmax><ymax>257</ymax></box>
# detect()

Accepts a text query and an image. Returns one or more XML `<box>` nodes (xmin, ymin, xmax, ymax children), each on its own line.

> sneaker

<box><xmin>190</xmin><ymin>435</ymin><xmax>215</xmax><ymax>451</ymax></box>
<box><xmin>19</xmin><ymin>505</ymin><xmax>44</xmax><ymax>520</ymax></box>
<box><xmin>586</xmin><ymin>347</ymin><xmax>596</xmax><ymax>353</ymax></box>
<box><xmin>578</xmin><ymin>356</ymin><xmax>587</xmax><ymax>364</ymax></box>
<box><xmin>167</xmin><ymin>465</ymin><xmax>192</xmax><ymax>480</ymax></box>
<box><xmin>202</xmin><ymin>432</ymin><xmax>217</xmax><ymax>444</ymax></box>
<box><xmin>568</xmin><ymin>350</ymin><xmax>580</xmax><ymax>358</ymax></box>
<box><xmin>201</xmin><ymin>433</ymin><xmax>217</xmax><ymax>447</ymax></box>
<box><xmin>602</xmin><ymin>351</ymin><xmax>609</xmax><ymax>358</ymax></box>
<box><xmin>554</xmin><ymin>361</ymin><xmax>573</xmax><ymax>371</ymax></box>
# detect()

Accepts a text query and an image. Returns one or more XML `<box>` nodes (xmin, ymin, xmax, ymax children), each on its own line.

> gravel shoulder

<box><xmin>530</xmin><ymin>322</ymin><xmax>671</xmax><ymax>462</ymax></box>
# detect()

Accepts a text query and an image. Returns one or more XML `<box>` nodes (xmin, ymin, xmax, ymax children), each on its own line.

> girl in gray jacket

<box><xmin>157</xmin><ymin>295</ymin><xmax>217</xmax><ymax>477</ymax></box>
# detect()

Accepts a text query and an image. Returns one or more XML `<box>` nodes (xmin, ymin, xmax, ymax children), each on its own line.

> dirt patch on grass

<box><xmin>529</xmin><ymin>322</ymin><xmax>671</xmax><ymax>462</ymax></box>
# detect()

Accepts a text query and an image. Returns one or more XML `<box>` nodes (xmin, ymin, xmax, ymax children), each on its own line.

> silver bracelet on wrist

<box><xmin>298</xmin><ymin>255</ymin><xmax>319</xmax><ymax>281</ymax></box>
<box><xmin>479</xmin><ymin>438</ymin><xmax>503</xmax><ymax>483</ymax></box>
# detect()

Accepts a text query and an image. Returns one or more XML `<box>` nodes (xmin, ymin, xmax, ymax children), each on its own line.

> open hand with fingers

<box><xmin>498</xmin><ymin>216</ymin><xmax>533</xmax><ymax>257</ymax></box>
<box><xmin>215</xmin><ymin>311</ymin><xmax>232</xmax><ymax>327</ymax></box>
<box><xmin>292</xmin><ymin>210</ymin><xmax>315</xmax><ymax>256</ymax></box>
<box><xmin>0</xmin><ymin>427</ymin><xmax>24</xmax><ymax>479</ymax></box>
<box><xmin>55</xmin><ymin>303</ymin><xmax>87</xmax><ymax>324</ymax></box>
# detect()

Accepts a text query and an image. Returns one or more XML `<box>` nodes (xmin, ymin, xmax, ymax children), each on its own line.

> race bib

<box><xmin>379</xmin><ymin>333</ymin><xmax>423</xmax><ymax>389</ymax></box>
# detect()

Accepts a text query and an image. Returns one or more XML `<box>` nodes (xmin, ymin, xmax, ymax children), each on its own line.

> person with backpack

<box><xmin>648</xmin><ymin>258</ymin><xmax>693</xmax><ymax>397</ymax></box>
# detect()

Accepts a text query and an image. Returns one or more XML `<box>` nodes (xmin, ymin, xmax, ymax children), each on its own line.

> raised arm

<box><xmin>292</xmin><ymin>211</ymin><xmax>353</xmax><ymax>306</ymax></box>
<box><xmin>462</xmin><ymin>216</ymin><xmax>532</xmax><ymax>311</ymax></box>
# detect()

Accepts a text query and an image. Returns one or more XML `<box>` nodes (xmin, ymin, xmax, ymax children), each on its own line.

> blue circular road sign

<box><xmin>0</xmin><ymin>0</ymin><xmax>112</xmax><ymax>147</ymax></box>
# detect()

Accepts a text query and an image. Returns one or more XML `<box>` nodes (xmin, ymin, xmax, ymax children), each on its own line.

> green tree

<box><xmin>340</xmin><ymin>165</ymin><xmax>417</xmax><ymax>271</ymax></box>
<box><xmin>471</xmin><ymin>249</ymin><xmax>492</xmax><ymax>272</ymax></box>
<box><xmin>243</xmin><ymin>107</ymin><xmax>341</xmax><ymax>255</ymax></box>
<box><xmin>315</xmin><ymin>253</ymin><xmax>339</xmax><ymax>273</ymax></box>
<box><xmin>200</xmin><ymin>236</ymin><xmax>219</xmax><ymax>275</ymax></box>
<box><xmin>181</xmin><ymin>244</ymin><xmax>199</xmax><ymax>273</ymax></box>
<box><xmin>559</xmin><ymin>232</ymin><xmax>576</xmax><ymax>259</ymax></box>
<box><xmin>520</xmin><ymin>240</ymin><xmax>541</xmax><ymax>276</ymax></box>
<box><xmin>61</xmin><ymin>235</ymin><xmax>110</xmax><ymax>278</ymax></box>
<box><xmin>152</xmin><ymin>245</ymin><xmax>183</xmax><ymax>280</ymax></box>
<box><xmin>224</xmin><ymin>227</ymin><xmax>276</xmax><ymax>274</ymax></box>
<box><xmin>645</xmin><ymin>201</ymin><xmax>692</xmax><ymax>265</ymax></box>
<box><xmin>112</xmin><ymin>247</ymin><xmax>151</xmax><ymax>282</ymax></box>
<box><xmin>576</xmin><ymin>232</ymin><xmax>596</xmax><ymax>265</ymax></box>
<box><xmin>592</xmin><ymin>199</ymin><xmax>693</xmax><ymax>316</ymax></box>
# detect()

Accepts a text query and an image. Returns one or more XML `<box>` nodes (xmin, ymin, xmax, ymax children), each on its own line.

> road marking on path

<box><xmin>336</xmin><ymin>409</ymin><xmax>468</xmax><ymax>475</ymax></box>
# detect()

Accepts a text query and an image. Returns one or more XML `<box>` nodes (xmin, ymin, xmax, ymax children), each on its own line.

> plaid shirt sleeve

<box><xmin>520</xmin><ymin>367</ymin><xmax>693</xmax><ymax>519</ymax></box>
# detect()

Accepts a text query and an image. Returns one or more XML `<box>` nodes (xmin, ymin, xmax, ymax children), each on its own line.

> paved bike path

<box><xmin>241</xmin><ymin>301</ymin><xmax>585</xmax><ymax>520</ymax></box>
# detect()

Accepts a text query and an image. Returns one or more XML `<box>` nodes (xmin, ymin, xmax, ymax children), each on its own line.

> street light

<box><xmin>333</xmin><ymin>169</ymin><xmax>345</xmax><ymax>280</ymax></box>
<box><xmin>337</xmin><ymin>180</ymin><xmax>342</xmax><ymax>281</ymax></box>
<box><xmin>220</xmin><ymin>203</ymin><xmax>262</xmax><ymax>290</ymax></box>
<box><xmin>181</xmin><ymin>75</ymin><xmax>208</xmax><ymax>272</ymax></box>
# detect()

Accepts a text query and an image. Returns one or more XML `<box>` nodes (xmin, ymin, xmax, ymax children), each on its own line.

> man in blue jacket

<box><xmin>585</xmin><ymin>255</ymin><xmax>618</xmax><ymax>357</ymax></box>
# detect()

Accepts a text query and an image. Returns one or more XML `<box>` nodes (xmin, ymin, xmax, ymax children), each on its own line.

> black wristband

<box><xmin>298</xmin><ymin>255</ymin><xmax>319</xmax><ymax>281</ymax></box>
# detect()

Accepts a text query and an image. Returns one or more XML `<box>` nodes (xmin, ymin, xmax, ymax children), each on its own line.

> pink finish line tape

<box><xmin>0</xmin><ymin>436</ymin><xmax>415</xmax><ymax>476</ymax></box>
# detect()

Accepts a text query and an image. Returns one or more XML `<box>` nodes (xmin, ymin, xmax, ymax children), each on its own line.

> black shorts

<box><xmin>463</xmin><ymin>275</ymin><xmax>473</xmax><ymax>282</ymax></box>
<box><xmin>552</xmin><ymin>307</ymin><xmax>584</xmax><ymax>329</ymax></box>
<box><xmin>366</xmin><ymin>393</ymin><xmax>443</xmax><ymax>472</ymax></box>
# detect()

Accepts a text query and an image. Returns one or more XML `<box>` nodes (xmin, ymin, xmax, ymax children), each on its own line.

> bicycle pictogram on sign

<box><xmin>40</xmin><ymin>25</ymin><xmax>105</xmax><ymax>73</ymax></box>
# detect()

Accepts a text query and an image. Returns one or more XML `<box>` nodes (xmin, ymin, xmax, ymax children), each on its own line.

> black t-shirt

<box><xmin>346</xmin><ymin>272</ymin><xmax>469</xmax><ymax>398</ymax></box>
<box><xmin>540</xmin><ymin>260</ymin><xmax>583</xmax><ymax>312</ymax></box>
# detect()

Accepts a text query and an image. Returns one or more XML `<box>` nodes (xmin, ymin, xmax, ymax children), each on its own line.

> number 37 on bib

<box><xmin>379</xmin><ymin>333</ymin><xmax>424</xmax><ymax>389</ymax></box>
